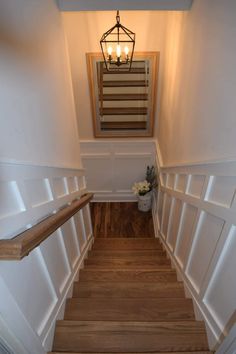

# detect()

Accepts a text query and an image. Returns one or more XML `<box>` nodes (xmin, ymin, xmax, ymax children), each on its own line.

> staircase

<box><xmin>50</xmin><ymin>238</ymin><xmax>212</xmax><ymax>354</ymax></box>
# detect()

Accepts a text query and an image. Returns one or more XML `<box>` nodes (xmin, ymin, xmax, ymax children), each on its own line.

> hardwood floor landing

<box><xmin>90</xmin><ymin>202</ymin><xmax>155</xmax><ymax>238</ymax></box>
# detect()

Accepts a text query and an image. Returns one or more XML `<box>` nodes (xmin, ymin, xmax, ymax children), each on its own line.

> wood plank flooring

<box><xmin>90</xmin><ymin>202</ymin><xmax>155</xmax><ymax>238</ymax></box>
<box><xmin>50</xmin><ymin>237</ymin><xmax>211</xmax><ymax>354</ymax></box>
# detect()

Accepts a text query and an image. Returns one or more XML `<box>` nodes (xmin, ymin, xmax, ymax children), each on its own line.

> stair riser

<box><xmin>92</xmin><ymin>239</ymin><xmax>162</xmax><ymax>251</ymax></box>
<box><xmin>53</xmin><ymin>330</ymin><xmax>209</xmax><ymax>352</ymax></box>
<box><xmin>79</xmin><ymin>270</ymin><xmax>177</xmax><ymax>282</ymax></box>
<box><xmin>65</xmin><ymin>298</ymin><xmax>195</xmax><ymax>321</ymax></box>
<box><xmin>88</xmin><ymin>250</ymin><xmax>165</xmax><ymax>257</ymax></box>
<box><xmin>92</xmin><ymin>245</ymin><xmax>162</xmax><ymax>250</ymax></box>
<box><xmin>73</xmin><ymin>283</ymin><xmax>185</xmax><ymax>298</ymax></box>
<box><xmin>87</xmin><ymin>255</ymin><xmax>166</xmax><ymax>261</ymax></box>
<box><xmin>84</xmin><ymin>265</ymin><xmax>172</xmax><ymax>270</ymax></box>
<box><xmin>84</xmin><ymin>259</ymin><xmax>170</xmax><ymax>266</ymax></box>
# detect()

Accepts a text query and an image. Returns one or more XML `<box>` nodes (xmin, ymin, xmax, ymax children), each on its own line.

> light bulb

<box><xmin>124</xmin><ymin>46</ymin><xmax>129</xmax><ymax>56</ymax></box>
<box><xmin>107</xmin><ymin>46</ymin><xmax>113</xmax><ymax>56</ymax></box>
<box><xmin>116</xmin><ymin>44</ymin><xmax>121</xmax><ymax>58</ymax></box>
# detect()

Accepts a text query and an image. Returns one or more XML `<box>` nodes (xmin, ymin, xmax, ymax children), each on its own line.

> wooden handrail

<box><xmin>0</xmin><ymin>193</ymin><xmax>93</xmax><ymax>260</ymax></box>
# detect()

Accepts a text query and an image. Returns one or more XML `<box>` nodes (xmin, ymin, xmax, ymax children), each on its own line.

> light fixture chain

<box><xmin>116</xmin><ymin>10</ymin><xmax>120</xmax><ymax>24</ymax></box>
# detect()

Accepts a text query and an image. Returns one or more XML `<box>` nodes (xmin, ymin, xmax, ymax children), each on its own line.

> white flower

<box><xmin>132</xmin><ymin>180</ymin><xmax>151</xmax><ymax>196</ymax></box>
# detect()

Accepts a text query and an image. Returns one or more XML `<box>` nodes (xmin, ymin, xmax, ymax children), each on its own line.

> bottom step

<box><xmin>53</xmin><ymin>321</ymin><xmax>209</xmax><ymax>353</ymax></box>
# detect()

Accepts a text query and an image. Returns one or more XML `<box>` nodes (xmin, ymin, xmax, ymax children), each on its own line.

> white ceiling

<box><xmin>57</xmin><ymin>0</ymin><xmax>193</xmax><ymax>11</ymax></box>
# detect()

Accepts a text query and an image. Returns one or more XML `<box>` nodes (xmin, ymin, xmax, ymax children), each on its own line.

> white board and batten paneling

<box><xmin>0</xmin><ymin>162</ymin><xmax>93</xmax><ymax>354</ymax></box>
<box><xmin>80</xmin><ymin>140</ymin><xmax>156</xmax><ymax>201</ymax></box>
<box><xmin>152</xmin><ymin>149</ymin><xmax>236</xmax><ymax>352</ymax></box>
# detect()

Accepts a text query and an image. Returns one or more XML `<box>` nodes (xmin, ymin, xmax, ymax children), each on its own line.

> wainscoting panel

<box><xmin>205</xmin><ymin>175</ymin><xmax>236</xmax><ymax>208</ymax></box>
<box><xmin>0</xmin><ymin>180</ymin><xmax>26</xmax><ymax>219</ymax></box>
<box><xmin>39</xmin><ymin>230</ymin><xmax>71</xmax><ymax>295</ymax></box>
<box><xmin>80</xmin><ymin>140</ymin><xmax>156</xmax><ymax>201</ymax></box>
<box><xmin>25</xmin><ymin>178</ymin><xmax>53</xmax><ymax>208</ymax></box>
<box><xmin>82</xmin><ymin>156</ymin><xmax>113</xmax><ymax>193</ymax></box>
<box><xmin>73</xmin><ymin>210</ymin><xmax>87</xmax><ymax>251</ymax></box>
<box><xmin>114</xmin><ymin>155</ymin><xmax>152</xmax><ymax>192</ymax></box>
<box><xmin>52</xmin><ymin>177</ymin><xmax>68</xmax><ymax>199</ymax></box>
<box><xmin>60</xmin><ymin>219</ymin><xmax>80</xmax><ymax>269</ymax></box>
<box><xmin>0</xmin><ymin>161</ymin><xmax>93</xmax><ymax>354</ymax></box>
<box><xmin>152</xmin><ymin>149</ymin><xmax>236</xmax><ymax>350</ymax></box>
<box><xmin>166</xmin><ymin>198</ymin><xmax>183</xmax><ymax>252</ymax></box>
<box><xmin>187</xmin><ymin>174</ymin><xmax>205</xmax><ymax>198</ymax></box>
<box><xmin>174</xmin><ymin>203</ymin><xmax>198</xmax><ymax>269</ymax></box>
<box><xmin>203</xmin><ymin>225</ymin><xmax>236</xmax><ymax>332</ymax></box>
<box><xmin>175</xmin><ymin>174</ymin><xmax>188</xmax><ymax>192</ymax></box>
<box><xmin>161</xmin><ymin>193</ymin><xmax>171</xmax><ymax>237</ymax></box>
<box><xmin>186</xmin><ymin>212</ymin><xmax>225</xmax><ymax>293</ymax></box>
<box><xmin>82</xmin><ymin>204</ymin><xmax>93</xmax><ymax>242</ymax></box>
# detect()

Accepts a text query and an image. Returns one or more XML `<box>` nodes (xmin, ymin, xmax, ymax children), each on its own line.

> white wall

<box><xmin>0</xmin><ymin>0</ymin><xmax>81</xmax><ymax>168</ymax></box>
<box><xmin>0</xmin><ymin>1</ymin><xmax>89</xmax><ymax>352</ymax></box>
<box><xmin>158</xmin><ymin>0</ymin><xmax>236</xmax><ymax>166</ymax></box>
<box><xmin>62</xmin><ymin>11</ymin><xmax>169</xmax><ymax>140</ymax></box>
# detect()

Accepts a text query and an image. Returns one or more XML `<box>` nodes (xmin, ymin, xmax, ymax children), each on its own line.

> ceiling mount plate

<box><xmin>57</xmin><ymin>0</ymin><xmax>193</xmax><ymax>12</ymax></box>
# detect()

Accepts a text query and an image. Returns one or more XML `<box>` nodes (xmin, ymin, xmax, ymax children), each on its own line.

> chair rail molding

<box><xmin>80</xmin><ymin>140</ymin><xmax>156</xmax><ymax>201</ymax></box>
<box><xmin>152</xmin><ymin>144</ymin><xmax>236</xmax><ymax>350</ymax></box>
<box><xmin>0</xmin><ymin>161</ymin><xmax>93</xmax><ymax>354</ymax></box>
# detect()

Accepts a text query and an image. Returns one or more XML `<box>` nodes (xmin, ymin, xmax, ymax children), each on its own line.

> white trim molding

<box><xmin>153</xmin><ymin>145</ymin><xmax>236</xmax><ymax>351</ymax></box>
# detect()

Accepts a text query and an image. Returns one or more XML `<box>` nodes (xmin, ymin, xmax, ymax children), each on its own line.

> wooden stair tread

<box><xmin>92</xmin><ymin>238</ymin><xmax>162</xmax><ymax>250</ymax></box>
<box><xmin>79</xmin><ymin>269</ymin><xmax>177</xmax><ymax>282</ymax></box>
<box><xmin>52</xmin><ymin>321</ymin><xmax>209</xmax><ymax>352</ymax></box>
<box><xmin>100</xmin><ymin>93</ymin><xmax>148</xmax><ymax>101</ymax></box>
<box><xmin>103</xmin><ymin>80</ymin><xmax>148</xmax><ymax>87</ymax></box>
<box><xmin>73</xmin><ymin>281</ymin><xmax>185</xmax><ymax>298</ymax></box>
<box><xmin>65</xmin><ymin>297</ymin><xmax>195</xmax><ymax>321</ymax></box>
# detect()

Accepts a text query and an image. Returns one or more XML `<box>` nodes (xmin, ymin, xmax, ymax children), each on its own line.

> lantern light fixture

<box><xmin>100</xmin><ymin>11</ymin><xmax>135</xmax><ymax>71</ymax></box>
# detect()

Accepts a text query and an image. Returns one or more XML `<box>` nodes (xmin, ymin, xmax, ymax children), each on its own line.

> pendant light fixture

<box><xmin>100</xmin><ymin>11</ymin><xmax>135</xmax><ymax>71</ymax></box>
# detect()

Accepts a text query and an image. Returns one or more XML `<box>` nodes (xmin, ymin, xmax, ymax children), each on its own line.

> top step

<box><xmin>93</xmin><ymin>238</ymin><xmax>162</xmax><ymax>250</ymax></box>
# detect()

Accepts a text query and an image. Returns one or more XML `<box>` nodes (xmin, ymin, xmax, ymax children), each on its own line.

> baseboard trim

<box><xmin>92</xmin><ymin>193</ymin><xmax>137</xmax><ymax>202</ymax></box>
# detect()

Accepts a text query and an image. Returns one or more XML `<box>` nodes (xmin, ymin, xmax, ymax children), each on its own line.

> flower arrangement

<box><xmin>132</xmin><ymin>180</ymin><xmax>151</xmax><ymax>196</ymax></box>
<box><xmin>132</xmin><ymin>165</ymin><xmax>157</xmax><ymax>197</ymax></box>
